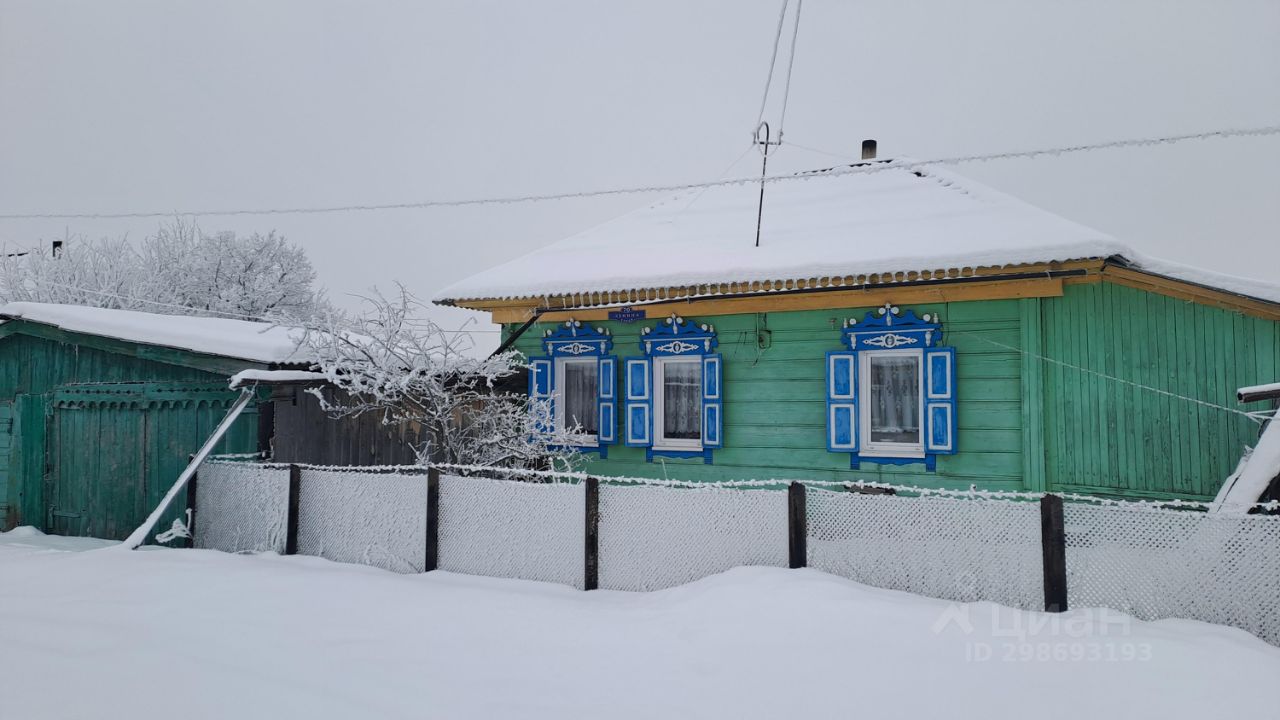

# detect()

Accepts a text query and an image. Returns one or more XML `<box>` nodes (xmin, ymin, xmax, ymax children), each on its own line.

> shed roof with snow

<box><xmin>0</xmin><ymin>302</ymin><xmax>307</xmax><ymax>369</ymax></box>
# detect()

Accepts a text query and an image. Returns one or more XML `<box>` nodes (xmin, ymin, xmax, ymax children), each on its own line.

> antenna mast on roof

<box><xmin>751</xmin><ymin>0</ymin><xmax>803</xmax><ymax>248</ymax></box>
<box><xmin>753</xmin><ymin>122</ymin><xmax>781</xmax><ymax>248</ymax></box>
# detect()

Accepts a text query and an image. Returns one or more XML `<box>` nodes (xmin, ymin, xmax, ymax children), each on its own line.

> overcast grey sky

<box><xmin>2</xmin><ymin>0</ymin><xmax>1277</xmax><ymax>343</ymax></box>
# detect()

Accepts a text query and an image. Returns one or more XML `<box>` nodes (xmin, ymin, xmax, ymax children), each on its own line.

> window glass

<box><xmin>562</xmin><ymin>361</ymin><xmax>598</xmax><ymax>435</ymax></box>
<box><xmin>661</xmin><ymin>361</ymin><xmax>702</xmax><ymax>441</ymax></box>
<box><xmin>869</xmin><ymin>355</ymin><xmax>920</xmax><ymax>445</ymax></box>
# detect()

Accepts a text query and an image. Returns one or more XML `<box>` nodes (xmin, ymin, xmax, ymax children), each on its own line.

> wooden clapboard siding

<box><xmin>0</xmin><ymin>331</ymin><xmax>262</xmax><ymax>533</ymax></box>
<box><xmin>1039</xmin><ymin>282</ymin><xmax>1279</xmax><ymax>500</ymax></box>
<box><xmin>270</xmin><ymin>386</ymin><xmax>424</xmax><ymax>466</ymax></box>
<box><xmin>0</xmin><ymin>402</ymin><xmax>11</xmax><ymax>525</ymax></box>
<box><xmin>509</xmin><ymin>299</ymin><xmax>1026</xmax><ymax>490</ymax></box>
<box><xmin>508</xmin><ymin>279</ymin><xmax>1280</xmax><ymax>500</ymax></box>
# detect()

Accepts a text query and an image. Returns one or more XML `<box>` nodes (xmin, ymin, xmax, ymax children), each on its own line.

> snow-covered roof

<box><xmin>435</xmin><ymin>160</ymin><xmax>1280</xmax><ymax>306</ymax></box>
<box><xmin>0</xmin><ymin>302</ymin><xmax>307</xmax><ymax>365</ymax></box>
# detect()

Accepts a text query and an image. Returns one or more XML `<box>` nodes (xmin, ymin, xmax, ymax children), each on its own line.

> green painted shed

<box><xmin>436</xmin><ymin>158</ymin><xmax>1280</xmax><ymax>502</ymax></box>
<box><xmin>0</xmin><ymin>302</ymin><xmax>304</xmax><ymax>539</ymax></box>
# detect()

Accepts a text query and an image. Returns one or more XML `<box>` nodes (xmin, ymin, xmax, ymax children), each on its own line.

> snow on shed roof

<box><xmin>434</xmin><ymin>160</ymin><xmax>1280</xmax><ymax>307</ymax></box>
<box><xmin>0</xmin><ymin>302</ymin><xmax>307</xmax><ymax>365</ymax></box>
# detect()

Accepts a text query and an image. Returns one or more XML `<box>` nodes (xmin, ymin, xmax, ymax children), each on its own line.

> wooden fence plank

<box><xmin>425</xmin><ymin>467</ymin><xmax>440</xmax><ymax>571</ymax></box>
<box><xmin>788</xmin><ymin>482</ymin><xmax>806</xmax><ymax>569</ymax></box>
<box><xmin>1040</xmin><ymin>494</ymin><xmax>1068</xmax><ymax>612</ymax></box>
<box><xmin>285</xmin><ymin>464</ymin><xmax>301</xmax><ymax>555</ymax></box>
<box><xmin>584</xmin><ymin>477</ymin><xmax>599</xmax><ymax>590</ymax></box>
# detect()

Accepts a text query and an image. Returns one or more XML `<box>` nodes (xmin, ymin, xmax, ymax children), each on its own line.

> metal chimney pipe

<box><xmin>861</xmin><ymin>139</ymin><xmax>877</xmax><ymax>160</ymax></box>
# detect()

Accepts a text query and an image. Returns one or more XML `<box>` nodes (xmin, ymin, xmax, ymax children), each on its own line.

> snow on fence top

<box><xmin>434</xmin><ymin>160</ymin><xmax>1280</xmax><ymax>306</ymax></box>
<box><xmin>0</xmin><ymin>302</ymin><xmax>308</xmax><ymax>364</ymax></box>
<box><xmin>229</xmin><ymin>369</ymin><xmax>327</xmax><ymax>388</ymax></box>
<box><xmin>1238</xmin><ymin>381</ymin><xmax>1280</xmax><ymax>400</ymax></box>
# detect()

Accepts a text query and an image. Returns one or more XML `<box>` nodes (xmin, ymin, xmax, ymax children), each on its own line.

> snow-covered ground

<box><xmin>2</xmin><ymin>528</ymin><xmax>1278</xmax><ymax>719</ymax></box>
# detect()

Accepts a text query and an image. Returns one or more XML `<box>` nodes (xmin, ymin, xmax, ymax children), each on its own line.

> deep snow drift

<box><xmin>2</xmin><ymin>528</ymin><xmax>1277</xmax><ymax>719</ymax></box>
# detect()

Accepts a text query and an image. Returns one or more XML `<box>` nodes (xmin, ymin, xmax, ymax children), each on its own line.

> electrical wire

<box><xmin>968</xmin><ymin>334</ymin><xmax>1263</xmax><ymax>423</ymax></box>
<box><xmin>675</xmin><ymin>142</ymin><xmax>757</xmax><ymax>214</ymax></box>
<box><xmin>775</xmin><ymin>0</ymin><xmax>803</xmax><ymax>137</ymax></box>
<box><xmin>755</xmin><ymin>0</ymin><xmax>790</xmax><ymax>130</ymax></box>
<box><xmin>784</xmin><ymin>140</ymin><xmax>860</xmax><ymax>162</ymax></box>
<box><xmin>0</xmin><ymin>123</ymin><xmax>1276</xmax><ymax>220</ymax></box>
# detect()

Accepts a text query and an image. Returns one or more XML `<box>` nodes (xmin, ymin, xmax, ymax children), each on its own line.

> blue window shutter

<box><xmin>529</xmin><ymin>357</ymin><xmax>553</xmax><ymax>434</ymax></box>
<box><xmin>529</xmin><ymin>358</ymin><xmax>552</xmax><ymax>399</ymax></box>
<box><xmin>925</xmin><ymin>347</ymin><xmax>957</xmax><ymax>454</ymax></box>
<box><xmin>826</xmin><ymin>351</ymin><xmax>858</xmax><ymax>452</ymax></box>
<box><xmin>623</xmin><ymin>358</ymin><xmax>652</xmax><ymax>447</ymax></box>
<box><xmin>597</xmin><ymin>355</ymin><xmax>617</xmax><ymax>445</ymax></box>
<box><xmin>702</xmin><ymin>354</ymin><xmax>722</xmax><ymax>448</ymax></box>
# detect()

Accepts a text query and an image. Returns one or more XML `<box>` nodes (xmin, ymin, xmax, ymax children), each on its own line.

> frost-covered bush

<box><xmin>0</xmin><ymin>220</ymin><xmax>326</xmax><ymax>322</ymax></box>
<box><xmin>302</xmin><ymin>287</ymin><xmax>580</xmax><ymax>470</ymax></box>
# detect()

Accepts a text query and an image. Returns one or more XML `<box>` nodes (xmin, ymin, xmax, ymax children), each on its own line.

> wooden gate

<box><xmin>45</xmin><ymin>383</ymin><xmax>258</xmax><ymax>540</ymax></box>
<box><xmin>0</xmin><ymin>401</ymin><xmax>12</xmax><ymax>526</ymax></box>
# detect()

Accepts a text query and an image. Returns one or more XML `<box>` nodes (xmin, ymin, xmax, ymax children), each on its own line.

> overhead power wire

<box><xmin>754</xmin><ymin>0</ymin><xmax>790</xmax><ymax>130</ymax></box>
<box><xmin>775</xmin><ymin>0</ymin><xmax>803</xmax><ymax>137</ymax></box>
<box><xmin>0</xmin><ymin>123</ymin><xmax>1277</xmax><ymax>220</ymax></box>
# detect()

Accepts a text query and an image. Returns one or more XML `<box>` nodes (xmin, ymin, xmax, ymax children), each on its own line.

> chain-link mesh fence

<box><xmin>295</xmin><ymin>468</ymin><xmax>428</xmax><ymax>573</ymax></box>
<box><xmin>194</xmin><ymin>462</ymin><xmax>289</xmax><ymax>553</ymax></box>
<box><xmin>190</xmin><ymin>459</ymin><xmax>1280</xmax><ymax>647</ymax></box>
<box><xmin>598</xmin><ymin>484</ymin><xmax>788</xmax><ymax>591</ymax></box>
<box><xmin>807</xmin><ymin>488</ymin><xmax>1044</xmax><ymax>610</ymax></box>
<box><xmin>1064</xmin><ymin>502</ymin><xmax>1280</xmax><ymax>644</ymax></box>
<box><xmin>437</xmin><ymin>474</ymin><xmax>585</xmax><ymax>588</ymax></box>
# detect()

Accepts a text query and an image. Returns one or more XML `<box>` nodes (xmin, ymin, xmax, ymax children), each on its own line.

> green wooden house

<box><xmin>0</xmin><ymin>303</ymin><xmax>304</xmax><ymax>538</ymax></box>
<box><xmin>436</xmin><ymin>158</ymin><xmax>1280</xmax><ymax>501</ymax></box>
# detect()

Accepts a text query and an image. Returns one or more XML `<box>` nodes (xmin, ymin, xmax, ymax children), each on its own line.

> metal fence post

<box><xmin>1040</xmin><ymin>494</ymin><xmax>1068</xmax><ymax>612</ymax></box>
<box><xmin>788</xmin><ymin>482</ymin><xmax>807</xmax><ymax>569</ymax></box>
<box><xmin>584</xmin><ymin>477</ymin><xmax>600</xmax><ymax>590</ymax></box>
<box><xmin>425</xmin><ymin>467</ymin><xmax>440</xmax><ymax>572</ymax></box>
<box><xmin>286</xmin><ymin>464</ymin><xmax>302</xmax><ymax>555</ymax></box>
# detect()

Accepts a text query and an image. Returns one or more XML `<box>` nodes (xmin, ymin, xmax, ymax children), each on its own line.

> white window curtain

<box><xmin>562</xmin><ymin>361</ymin><xmax>599</xmax><ymax>435</ymax></box>
<box><xmin>661</xmin><ymin>361</ymin><xmax>702</xmax><ymax>440</ymax></box>
<box><xmin>869</xmin><ymin>355</ymin><xmax>919</xmax><ymax>444</ymax></box>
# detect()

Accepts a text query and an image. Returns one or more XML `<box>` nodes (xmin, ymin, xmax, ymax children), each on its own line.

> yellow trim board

<box><xmin>490</xmin><ymin>276</ymin><xmax>1066</xmax><ymax>324</ymax></box>
<box><xmin>1102</xmin><ymin>267</ymin><xmax>1280</xmax><ymax>322</ymax></box>
<box><xmin>469</xmin><ymin>263</ymin><xmax>1280</xmax><ymax>325</ymax></box>
<box><xmin>456</xmin><ymin>259</ymin><xmax>1104</xmax><ymax>315</ymax></box>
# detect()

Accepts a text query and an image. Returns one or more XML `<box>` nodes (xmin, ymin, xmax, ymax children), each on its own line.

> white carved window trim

<box><xmin>858</xmin><ymin>348</ymin><xmax>926</xmax><ymax>458</ymax></box>
<box><xmin>652</xmin><ymin>355</ymin><xmax>703</xmax><ymax>451</ymax></box>
<box><xmin>554</xmin><ymin>356</ymin><xmax>599</xmax><ymax>446</ymax></box>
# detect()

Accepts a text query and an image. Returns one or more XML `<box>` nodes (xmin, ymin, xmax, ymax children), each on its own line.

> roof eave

<box><xmin>0</xmin><ymin>317</ymin><xmax>287</xmax><ymax>376</ymax></box>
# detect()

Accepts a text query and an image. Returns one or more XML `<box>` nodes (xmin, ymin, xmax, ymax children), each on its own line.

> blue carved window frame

<box><xmin>825</xmin><ymin>304</ymin><xmax>957</xmax><ymax>471</ymax></box>
<box><xmin>624</xmin><ymin>314</ymin><xmax>722</xmax><ymax>464</ymax></box>
<box><xmin>528</xmin><ymin>319</ymin><xmax>617</xmax><ymax>457</ymax></box>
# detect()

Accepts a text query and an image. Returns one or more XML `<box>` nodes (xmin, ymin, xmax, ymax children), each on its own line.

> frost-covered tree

<box><xmin>0</xmin><ymin>221</ymin><xmax>325</xmax><ymax>322</ymax></box>
<box><xmin>302</xmin><ymin>287</ymin><xmax>580</xmax><ymax>470</ymax></box>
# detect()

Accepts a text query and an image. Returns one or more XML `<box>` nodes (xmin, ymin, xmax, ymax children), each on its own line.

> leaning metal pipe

<box><xmin>115</xmin><ymin>388</ymin><xmax>256</xmax><ymax>550</ymax></box>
